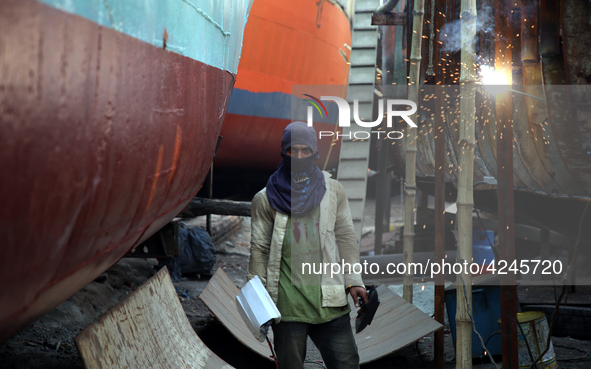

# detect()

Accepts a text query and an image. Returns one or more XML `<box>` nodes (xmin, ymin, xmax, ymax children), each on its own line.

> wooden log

<box><xmin>184</xmin><ymin>197</ymin><xmax>251</xmax><ymax>217</ymax></box>
<box><xmin>371</xmin><ymin>12</ymin><xmax>407</xmax><ymax>25</ymax></box>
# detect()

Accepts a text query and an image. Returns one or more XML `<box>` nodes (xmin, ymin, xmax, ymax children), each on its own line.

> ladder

<box><xmin>337</xmin><ymin>0</ymin><xmax>380</xmax><ymax>242</ymax></box>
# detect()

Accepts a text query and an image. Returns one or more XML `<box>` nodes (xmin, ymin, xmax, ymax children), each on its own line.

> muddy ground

<box><xmin>1</xmin><ymin>215</ymin><xmax>591</xmax><ymax>368</ymax></box>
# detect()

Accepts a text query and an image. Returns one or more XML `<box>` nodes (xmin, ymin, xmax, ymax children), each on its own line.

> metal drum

<box><xmin>499</xmin><ymin>311</ymin><xmax>558</xmax><ymax>369</ymax></box>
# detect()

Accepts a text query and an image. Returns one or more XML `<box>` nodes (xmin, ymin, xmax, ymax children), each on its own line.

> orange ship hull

<box><xmin>215</xmin><ymin>0</ymin><xmax>351</xmax><ymax>171</ymax></box>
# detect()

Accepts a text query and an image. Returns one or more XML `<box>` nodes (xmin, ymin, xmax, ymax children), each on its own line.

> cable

<box><xmin>531</xmin><ymin>200</ymin><xmax>591</xmax><ymax>368</ymax></box>
<box><xmin>415</xmin><ymin>341</ymin><xmax>429</xmax><ymax>363</ymax></box>
<box><xmin>266</xmin><ymin>336</ymin><xmax>279</xmax><ymax>369</ymax></box>
<box><xmin>553</xmin><ymin>344</ymin><xmax>588</xmax><ymax>353</ymax></box>
<box><xmin>474</xmin><ymin>207</ymin><xmax>498</xmax><ymax>261</ymax></box>
<box><xmin>484</xmin><ymin>330</ymin><xmax>500</xmax><ymax>348</ymax></box>
<box><xmin>516</xmin><ymin>319</ymin><xmax>538</xmax><ymax>369</ymax></box>
<box><xmin>458</xmin><ymin>272</ymin><xmax>501</xmax><ymax>369</ymax></box>
<box><xmin>450</xmin><ymin>225</ymin><xmax>499</xmax><ymax>367</ymax></box>
<box><xmin>552</xmin><ymin>344</ymin><xmax>589</xmax><ymax>361</ymax></box>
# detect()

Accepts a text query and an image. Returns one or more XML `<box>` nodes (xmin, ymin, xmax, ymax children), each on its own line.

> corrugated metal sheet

<box><xmin>389</xmin><ymin>85</ymin><xmax>591</xmax><ymax>200</ymax></box>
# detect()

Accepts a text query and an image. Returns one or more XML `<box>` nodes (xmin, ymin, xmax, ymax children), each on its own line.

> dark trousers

<box><xmin>272</xmin><ymin>314</ymin><xmax>360</xmax><ymax>369</ymax></box>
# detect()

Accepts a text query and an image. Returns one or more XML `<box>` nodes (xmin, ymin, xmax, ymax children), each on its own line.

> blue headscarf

<box><xmin>266</xmin><ymin>122</ymin><xmax>326</xmax><ymax>216</ymax></box>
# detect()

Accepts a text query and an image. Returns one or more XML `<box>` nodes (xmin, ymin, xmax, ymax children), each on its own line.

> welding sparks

<box><xmin>478</xmin><ymin>65</ymin><xmax>511</xmax><ymax>95</ymax></box>
<box><xmin>479</xmin><ymin>65</ymin><xmax>510</xmax><ymax>85</ymax></box>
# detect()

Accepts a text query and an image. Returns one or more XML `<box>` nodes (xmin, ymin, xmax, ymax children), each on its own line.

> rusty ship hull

<box><xmin>0</xmin><ymin>0</ymin><xmax>252</xmax><ymax>341</ymax></box>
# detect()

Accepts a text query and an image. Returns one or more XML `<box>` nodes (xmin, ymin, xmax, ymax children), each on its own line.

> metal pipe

<box><xmin>495</xmin><ymin>1</ymin><xmax>518</xmax><ymax>367</ymax></box>
<box><xmin>433</xmin><ymin>0</ymin><xmax>446</xmax><ymax>362</ymax></box>
<box><xmin>496</xmin><ymin>92</ymin><xmax>519</xmax><ymax>369</ymax></box>
<box><xmin>375</xmin><ymin>0</ymin><xmax>401</xmax><ymax>14</ymax></box>
<box><xmin>206</xmin><ymin>163</ymin><xmax>213</xmax><ymax>235</ymax></box>
<box><xmin>521</xmin><ymin>0</ymin><xmax>539</xmax><ymax>62</ymax></box>
<box><xmin>403</xmin><ymin>0</ymin><xmax>426</xmax><ymax>304</ymax></box>
<box><xmin>375</xmin><ymin>138</ymin><xmax>388</xmax><ymax>255</ymax></box>
<box><xmin>506</xmin><ymin>89</ymin><xmax>545</xmax><ymax>101</ymax></box>
<box><xmin>540</xmin><ymin>0</ymin><xmax>568</xmax><ymax>85</ymax></box>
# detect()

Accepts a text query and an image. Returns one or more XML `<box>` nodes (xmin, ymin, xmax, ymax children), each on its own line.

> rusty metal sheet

<box><xmin>520</xmin><ymin>64</ymin><xmax>570</xmax><ymax>195</ymax></box>
<box><xmin>474</xmin><ymin>93</ymin><xmax>498</xmax><ymax>180</ymax></box>
<box><xmin>560</xmin><ymin>0</ymin><xmax>591</xmax><ymax>85</ymax></box>
<box><xmin>509</xmin><ymin>86</ymin><xmax>547</xmax><ymax>194</ymax></box>
<box><xmin>544</xmin><ymin>86</ymin><xmax>591</xmax><ymax>198</ymax></box>
<box><xmin>0</xmin><ymin>0</ymin><xmax>240</xmax><ymax>341</ymax></box>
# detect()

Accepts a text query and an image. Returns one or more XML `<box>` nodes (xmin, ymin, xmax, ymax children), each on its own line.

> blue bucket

<box><xmin>473</xmin><ymin>230</ymin><xmax>495</xmax><ymax>265</ymax></box>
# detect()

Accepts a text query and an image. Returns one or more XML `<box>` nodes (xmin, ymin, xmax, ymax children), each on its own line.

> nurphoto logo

<box><xmin>305</xmin><ymin>95</ymin><xmax>417</xmax><ymax>140</ymax></box>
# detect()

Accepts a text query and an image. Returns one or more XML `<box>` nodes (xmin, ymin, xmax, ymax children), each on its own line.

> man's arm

<box><xmin>246</xmin><ymin>191</ymin><xmax>274</xmax><ymax>286</ymax></box>
<box><xmin>333</xmin><ymin>180</ymin><xmax>367</xmax><ymax>305</ymax></box>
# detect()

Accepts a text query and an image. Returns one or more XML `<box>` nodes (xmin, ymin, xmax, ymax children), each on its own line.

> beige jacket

<box><xmin>247</xmin><ymin>172</ymin><xmax>364</xmax><ymax>307</ymax></box>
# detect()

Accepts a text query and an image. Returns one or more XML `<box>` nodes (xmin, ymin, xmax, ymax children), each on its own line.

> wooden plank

<box><xmin>371</xmin><ymin>12</ymin><xmax>407</xmax><ymax>26</ymax></box>
<box><xmin>200</xmin><ymin>269</ymin><xmax>442</xmax><ymax>365</ymax></box>
<box><xmin>75</xmin><ymin>267</ymin><xmax>233</xmax><ymax>369</ymax></box>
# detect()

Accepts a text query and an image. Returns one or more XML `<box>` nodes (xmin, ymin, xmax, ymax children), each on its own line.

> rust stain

<box><xmin>144</xmin><ymin>145</ymin><xmax>165</xmax><ymax>215</ymax></box>
<box><xmin>147</xmin><ymin>168</ymin><xmax>172</xmax><ymax>179</ymax></box>
<box><xmin>169</xmin><ymin>125</ymin><xmax>182</xmax><ymax>183</ymax></box>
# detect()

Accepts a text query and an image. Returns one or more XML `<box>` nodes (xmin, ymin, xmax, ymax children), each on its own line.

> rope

<box><xmin>426</xmin><ymin>0</ymin><xmax>436</xmax><ymax>75</ymax></box>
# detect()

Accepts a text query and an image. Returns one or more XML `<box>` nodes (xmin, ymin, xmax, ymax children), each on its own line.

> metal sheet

<box><xmin>0</xmin><ymin>0</ymin><xmax>245</xmax><ymax>341</ymax></box>
<box><xmin>200</xmin><ymin>268</ymin><xmax>443</xmax><ymax>365</ymax></box>
<box><xmin>37</xmin><ymin>0</ymin><xmax>252</xmax><ymax>74</ymax></box>
<box><xmin>76</xmin><ymin>268</ymin><xmax>233</xmax><ymax>369</ymax></box>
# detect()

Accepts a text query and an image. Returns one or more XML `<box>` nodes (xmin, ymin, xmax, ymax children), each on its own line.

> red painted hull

<box><xmin>220</xmin><ymin>114</ymin><xmax>340</xmax><ymax>170</ymax></box>
<box><xmin>0</xmin><ymin>0</ymin><xmax>235</xmax><ymax>341</ymax></box>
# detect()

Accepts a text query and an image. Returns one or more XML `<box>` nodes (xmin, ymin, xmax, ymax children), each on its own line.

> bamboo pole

<box><xmin>403</xmin><ymin>0</ymin><xmax>426</xmax><ymax>303</ymax></box>
<box><xmin>455</xmin><ymin>0</ymin><xmax>477</xmax><ymax>367</ymax></box>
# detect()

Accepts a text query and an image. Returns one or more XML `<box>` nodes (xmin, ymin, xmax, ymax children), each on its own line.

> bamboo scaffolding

<box><xmin>455</xmin><ymin>0</ymin><xmax>477</xmax><ymax>367</ymax></box>
<box><xmin>403</xmin><ymin>0</ymin><xmax>426</xmax><ymax>303</ymax></box>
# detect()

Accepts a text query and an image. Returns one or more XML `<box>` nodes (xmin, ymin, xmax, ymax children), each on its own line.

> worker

<box><xmin>247</xmin><ymin>121</ymin><xmax>368</xmax><ymax>369</ymax></box>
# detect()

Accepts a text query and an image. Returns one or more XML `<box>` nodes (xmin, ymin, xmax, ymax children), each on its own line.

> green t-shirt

<box><xmin>276</xmin><ymin>207</ymin><xmax>350</xmax><ymax>323</ymax></box>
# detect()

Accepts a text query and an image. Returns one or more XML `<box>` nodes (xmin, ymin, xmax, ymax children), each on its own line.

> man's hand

<box><xmin>349</xmin><ymin>286</ymin><xmax>369</xmax><ymax>307</ymax></box>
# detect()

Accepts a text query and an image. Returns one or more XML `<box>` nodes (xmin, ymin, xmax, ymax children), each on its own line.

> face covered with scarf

<box><xmin>265</xmin><ymin>122</ymin><xmax>326</xmax><ymax>216</ymax></box>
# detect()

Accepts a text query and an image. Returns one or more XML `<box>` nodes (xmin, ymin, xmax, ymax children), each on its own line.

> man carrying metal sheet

<box><xmin>247</xmin><ymin>121</ymin><xmax>368</xmax><ymax>369</ymax></box>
